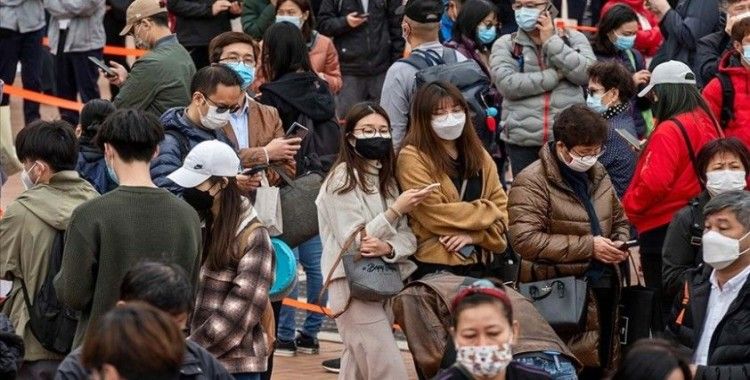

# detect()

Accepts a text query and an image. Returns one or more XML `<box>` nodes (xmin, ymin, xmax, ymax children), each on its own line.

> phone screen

<box><xmin>456</xmin><ymin>245</ymin><xmax>475</xmax><ymax>259</ymax></box>
<box><xmin>88</xmin><ymin>56</ymin><xmax>116</xmax><ymax>77</ymax></box>
<box><xmin>286</xmin><ymin>122</ymin><xmax>310</xmax><ymax>140</ymax></box>
<box><xmin>615</xmin><ymin>129</ymin><xmax>642</xmax><ymax>150</ymax></box>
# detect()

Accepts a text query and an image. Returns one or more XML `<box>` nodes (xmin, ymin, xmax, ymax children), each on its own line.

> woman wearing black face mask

<box><xmin>167</xmin><ymin>140</ymin><xmax>274</xmax><ymax>380</ymax></box>
<box><xmin>316</xmin><ymin>102</ymin><xmax>434</xmax><ymax>378</ymax></box>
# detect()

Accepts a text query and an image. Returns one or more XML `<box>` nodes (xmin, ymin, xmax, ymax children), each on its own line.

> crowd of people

<box><xmin>0</xmin><ymin>0</ymin><xmax>750</xmax><ymax>379</ymax></box>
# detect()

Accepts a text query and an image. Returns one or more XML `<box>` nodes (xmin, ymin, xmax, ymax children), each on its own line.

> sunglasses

<box><xmin>201</xmin><ymin>92</ymin><xmax>241</xmax><ymax>114</ymax></box>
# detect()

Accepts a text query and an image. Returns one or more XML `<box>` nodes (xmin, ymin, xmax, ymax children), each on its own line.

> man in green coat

<box><xmin>0</xmin><ymin>120</ymin><xmax>99</xmax><ymax>378</ymax></box>
<box><xmin>106</xmin><ymin>0</ymin><xmax>196</xmax><ymax>116</ymax></box>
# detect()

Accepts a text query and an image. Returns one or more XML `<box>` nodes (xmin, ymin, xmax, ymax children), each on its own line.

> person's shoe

<box><xmin>274</xmin><ymin>339</ymin><xmax>296</xmax><ymax>357</ymax></box>
<box><xmin>322</xmin><ymin>358</ymin><xmax>340</xmax><ymax>373</ymax></box>
<box><xmin>295</xmin><ymin>331</ymin><xmax>320</xmax><ymax>354</ymax></box>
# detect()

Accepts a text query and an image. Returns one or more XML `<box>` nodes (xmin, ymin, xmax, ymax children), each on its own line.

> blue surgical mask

<box><xmin>613</xmin><ymin>34</ymin><xmax>636</xmax><ymax>51</ymax></box>
<box><xmin>105</xmin><ymin>159</ymin><xmax>119</xmax><ymax>184</ymax></box>
<box><xmin>586</xmin><ymin>93</ymin><xmax>608</xmax><ymax>114</ymax></box>
<box><xmin>515</xmin><ymin>7</ymin><xmax>541</xmax><ymax>32</ymax></box>
<box><xmin>276</xmin><ymin>15</ymin><xmax>302</xmax><ymax>29</ymax></box>
<box><xmin>477</xmin><ymin>25</ymin><xmax>497</xmax><ymax>44</ymax></box>
<box><xmin>225</xmin><ymin>61</ymin><xmax>255</xmax><ymax>90</ymax></box>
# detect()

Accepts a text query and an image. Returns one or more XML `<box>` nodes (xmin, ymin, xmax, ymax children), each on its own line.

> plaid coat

<box><xmin>189</xmin><ymin>213</ymin><xmax>274</xmax><ymax>374</ymax></box>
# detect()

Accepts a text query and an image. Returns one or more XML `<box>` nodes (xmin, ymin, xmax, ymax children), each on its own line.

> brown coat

<box><xmin>396</xmin><ymin>145</ymin><xmax>508</xmax><ymax>267</ymax></box>
<box><xmin>508</xmin><ymin>144</ymin><xmax>630</xmax><ymax>369</ymax></box>
<box><xmin>222</xmin><ymin>98</ymin><xmax>295</xmax><ymax>186</ymax></box>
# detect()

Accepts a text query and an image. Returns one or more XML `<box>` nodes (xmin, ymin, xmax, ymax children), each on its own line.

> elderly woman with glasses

<box><xmin>508</xmin><ymin>104</ymin><xmax>630</xmax><ymax>377</ymax></box>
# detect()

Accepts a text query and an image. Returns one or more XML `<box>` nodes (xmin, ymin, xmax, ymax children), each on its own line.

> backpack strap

<box><xmin>687</xmin><ymin>199</ymin><xmax>704</xmax><ymax>251</ymax></box>
<box><xmin>670</xmin><ymin>118</ymin><xmax>705</xmax><ymax>191</ymax></box>
<box><xmin>441</xmin><ymin>47</ymin><xmax>458</xmax><ymax>64</ymax></box>
<box><xmin>165</xmin><ymin>130</ymin><xmax>190</xmax><ymax>161</ymax></box>
<box><xmin>715</xmin><ymin>72</ymin><xmax>735</xmax><ymax>128</ymax></box>
<box><xmin>399</xmin><ymin>48</ymin><xmax>445</xmax><ymax>71</ymax></box>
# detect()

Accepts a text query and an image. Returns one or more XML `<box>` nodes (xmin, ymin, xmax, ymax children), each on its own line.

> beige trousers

<box><xmin>329</xmin><ymin>279</ymin><xmax>409</xmax><ymax>380</ymax></box>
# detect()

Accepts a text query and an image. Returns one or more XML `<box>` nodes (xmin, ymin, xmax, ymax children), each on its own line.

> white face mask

<box><xmin>199</xmin><ymin>104</ymin><xmax>232</xmax><ymax>130</ymax></box>
<box><xmin>455</xmin><ymin>343</ymin><xmax>513</xmax><ymax>377</ymax></box>
<box><xmin>560</xmin><ymin>148</ymin><xmax>599</xmax><ymax>173</ymax></box>
<box><xmin>706</xmin><ymin>170</ymin><xmax>746</xmax><ymax>197</ymax></box>
<box><xmin>21</xmin><ymin>162</ymin><xmax>39</xmax><ymax>190</ymax></box>
<box><xmin>702</xmin><ymin>230</ymin><xmax>750</xmax><ymax>270</ymax></box>
<box><xmin>431</xmin><ymin>112</ymin><xmax>466</xmax><ymax>141</ymax></box>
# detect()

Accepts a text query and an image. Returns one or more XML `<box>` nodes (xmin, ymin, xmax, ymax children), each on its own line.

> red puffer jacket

<box><xmin>623</xmin><ymin>110</ymin><xmax>722</xmax><ymax>233</ymax></box>
<box><xmin>601</xmin><ymin>0</ymin><xmax>662</xmax><ymax>57</ymax></box>
<box><xmin>702</xmin><ymin>51</ymin><xmax>750</xmax><ymax>150</ymax></box>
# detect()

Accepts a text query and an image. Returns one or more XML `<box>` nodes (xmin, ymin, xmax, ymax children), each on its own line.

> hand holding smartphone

<box><xmin>285</xmin><ymin>122</ymin><xmax>310</xmax><ymax>140</ymax></box>
<box><xmin>242</xmin><ymin>164</ymin><xmax>268</xmax><ymax>176</ymax></box>
<box><xmin>88</xmin><ymin>56</ymin><xmax>116</xmax><ymax>77</ymax></box>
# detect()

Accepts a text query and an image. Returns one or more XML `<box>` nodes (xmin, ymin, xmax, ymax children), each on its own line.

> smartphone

<box><xmin>620</xmin><ymin>239</ymin><xmax>639</xmax><ymax>251</ymax></box>
<box><xmin>88</xmin><ymin>56</ymin><xmax>116</xmax><ymax>77</ymax></box>
<box><xmin>616</xmin><ymin>129</ymin><xmax>643</xmax><ymax>151</ymax></box>
<box><xmin>242</xmin><ymin>164</ymin><xmax>268</xmax><ymax>176</ymax></box>
<box><xmin>285</xmin><ymin>122</ymin><xmax>310</xmax><ymax>140</ymax></box>
<box><xmin>546</xmin><ymin>3</ymin><xmax>559</xmax><ymax>19</ymax></box>
<box><xmin>456</xmin><ymin>245</ymin><xmax>475</xmax><ymax>259</ymax></box>
<box><xmin>357</xmin><ymin>12</ymin><xmax>369</xmax><ymax>17</ymax></box>
<box><xmin>422</xmin><ymin>183</ymin><xmax>441</xmax><ymax>192</ymax></box>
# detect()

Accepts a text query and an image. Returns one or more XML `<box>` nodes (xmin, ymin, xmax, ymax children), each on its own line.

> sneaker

<box><xmin>274</xmin><ymin>339</ymin><xmax>296</xmax><ymax>357</ymax></box>
<box><xmin>295</xmin><ymin>331</ymin><xmax>320</xmax><ymax>354</ymax></box>
<box><xmin>322</xmin><ymin>358</ymin><xmax>340</xmax><ymax>374</ymax></box>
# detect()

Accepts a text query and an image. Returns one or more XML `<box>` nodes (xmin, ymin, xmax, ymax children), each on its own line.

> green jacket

<box><xmin>113</xmin><ymin>34</ymin><xmax>196</xmax><ymax>117</ymax></box>
<box><xmin>241</xmin><ymin>0</ymin><xmax>275</xmax><ymax>40</ymax></box>
<box><xmin>0</xmin><ymin>171</ymin><xmax>98</xmax><ymax>361</ymax></box>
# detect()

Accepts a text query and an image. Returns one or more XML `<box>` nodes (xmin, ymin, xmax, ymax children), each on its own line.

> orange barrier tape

<box><xmin>3</xmin><ymin>84</ymin><xmax>82</xmax><ymax>111</ymax></box>
<box><xmin>282</xmin><ymin>297</ymin><xmax>402</xmax><ymax>330</ymax></box>
<box><xmin>556</xmin><ymin>21</ymin><xmax>598</xmax><ymax>33</ymax></box>
<box><xmin>42</xmin><ymin>37</ymin><xmax>147</xmax><ymax>57</ymax></box>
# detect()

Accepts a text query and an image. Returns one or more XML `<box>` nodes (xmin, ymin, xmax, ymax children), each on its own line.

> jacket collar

<box><xmin>539</xmin><ymin>143</ymin><xmax>607</xmax><ymax>193</ymax></box>
<box><xmin>513</xmin><ymin>29</ymin><xmax>538</xmax><ymax>48</ymax></box>
<box><xmin>718</xmin><ymin>49</ymin><xmax>748</xmax><ymax>76</ymax></box>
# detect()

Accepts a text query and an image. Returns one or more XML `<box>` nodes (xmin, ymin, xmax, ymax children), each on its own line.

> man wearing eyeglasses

<box><xmin>105</xmin><ymin>0</ymin><xmax>196</xmax><ymax>117</ymax></box>
<box><xmin>151</xmin><ymin>65</ymin><xmax>258</xmax><ymax>195</ymax></box>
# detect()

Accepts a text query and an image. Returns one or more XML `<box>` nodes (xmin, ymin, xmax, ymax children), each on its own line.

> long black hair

<box><xmin>652</xmin><ymin>83</ymin><xmax>719</xmax><ymax>131</ymax></box>
<box><xmin>451</xmin><ymin>0</ymin><xmax>497</xmax><ymax>49</ymax></box>
<box><xmin>592</xmin><ymin>4</ymin><xmax>638</xmax><ymax>57</ymax></box>
<box><xmin>261</xmin><ymin>22</ymin><xmax>313</xmax><ymax>82</ymax></box>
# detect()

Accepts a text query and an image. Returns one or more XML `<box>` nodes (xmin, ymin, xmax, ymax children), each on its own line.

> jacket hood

<box><xmin>718</xmin><ymin>50</ymin><xmax>748</xmax><ymax>75</ymax></box>
<box><xmin>160</xmin><ymin>107</ymin><xmax>226</xmax><ymax>142</ymax></box>
<box><xmin>260</xmin><ymin>72</ymin><xmax>336</xmax><ymax>121</ymax></box>
<box><xmin>16</xmin><ymin>171</ymin><xmax>98</xmax><ymax>230</ymax></box>
<box><xmin>78</xmin><ymin>139</ymin><xmax>104</xmax><ymax>163</ymax></box>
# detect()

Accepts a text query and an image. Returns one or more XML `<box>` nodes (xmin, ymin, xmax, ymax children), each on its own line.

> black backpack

<box><xmin>294</xmin><ymin>112</ymin><xmax>341</xmax><ymax>175</ymax></box>
<box><xmin>19</xmin><ymin>230</ymin><xmax>79</xmax><ymax>354</ymax></box>
<box><xmin>715</xmin><ymin>72</ymin><xmax>734</xmax><ymax>129</ymax></box>
<box><xmin>399</xmin><ymin>48</ymin><xmax>496</xmax><ymax>150</ymax></box>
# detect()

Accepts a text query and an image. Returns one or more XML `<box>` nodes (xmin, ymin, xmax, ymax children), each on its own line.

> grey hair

<box><xmin>704</xmin><ymin>191</ymin><xmax>750</xmax><ymax>231</ymax></box>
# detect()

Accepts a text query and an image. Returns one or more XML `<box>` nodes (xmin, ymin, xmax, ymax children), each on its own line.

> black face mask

<box><xmin>354</xmin><ymin>137</ymin><xmax>392</xmax><ymax>160</ymax></box>
<box><xmin>183</xmin><ymin>187</ymin><xmax>214</xmax><ymax>216</ymax></box>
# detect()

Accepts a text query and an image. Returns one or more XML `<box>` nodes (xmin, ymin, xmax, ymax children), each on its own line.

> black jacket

<box><xmin>316</xmin><ymin>0</ymin><xmax>404</xmax><ymax>76</ymax></box>
<box><xmin>695</xmin><ymin>30</ymin><xmax>732</xmax><ymax>87</ymax></box>
<box><xmin>258</xmin><ymin>71</ymin><xmax>336</xmax><ymax>130</ymax></box>
<box><xmin>663</xmin><ymin>192</ymin><xmax>710</xmax><ymax>298</ymax></box>
<box><xmin>167</xmin><ymin>0</ymin><xmax>233</xmax><ymax>47</ymax></box>
<box><xmin>668</xmin><ymin>265</ymin><xmax>750</xmax><ymax>380</ymax></box>
<box><xmin>55</xmin><ymin>340</ymin><xmax>234</xmax><ymax>379</ymax></box>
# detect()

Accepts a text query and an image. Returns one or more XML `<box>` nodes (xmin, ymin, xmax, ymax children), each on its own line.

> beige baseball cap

<box><xmin>120</xmin><ymin>0</ymin><xmax>167</xmax><ymax>36</ymax></box>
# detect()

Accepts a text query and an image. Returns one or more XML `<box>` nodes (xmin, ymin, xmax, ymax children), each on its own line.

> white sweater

<box><xmin>316</xmin><ymin>162</ymin><xmax>418</xmax><ymax>282</ymax></box>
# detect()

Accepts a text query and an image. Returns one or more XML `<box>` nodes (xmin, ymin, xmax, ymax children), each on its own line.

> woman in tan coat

<box><xmin>508</xmin><ymin>104</ymin><xmax>630</xmax><ymax>378</ymax></box>
<box><xmin>396</xmin><ymin>81</ymin><xmax>509</xmax><ymax>280</ymax></box>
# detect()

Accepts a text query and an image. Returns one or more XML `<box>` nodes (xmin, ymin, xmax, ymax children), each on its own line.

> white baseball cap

<box><xmin>637</xmin><ymin>60</ymin><xmax>697</xmax><ymax>98</ymax></box>
<box><xmin>167</xmin><ymin>140</ymin><xmax>240</xmax><ymax>188</ymax></box>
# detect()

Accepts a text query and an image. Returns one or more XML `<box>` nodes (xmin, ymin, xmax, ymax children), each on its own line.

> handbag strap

<box><xmin>269</xmin><ymin>165</ymin><xmax>295</xmax><ymax>186</ymax></box>
<box><xmin>317</xmin><ymin>224</ymin><xmax>365</xmax><ymax>318</ymax></box>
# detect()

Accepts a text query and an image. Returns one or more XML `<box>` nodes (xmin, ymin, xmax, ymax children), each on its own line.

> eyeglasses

<box><xmin>586</xmin><ymin>88</ymin><xmax>608</xmax><ymax>97</ymax></box>
<box><xmin>201</xmin><ymin>93</ymin><xmax>241</xmax><ymax>114</ymax></box>
<box><xmin>352</xmin><ymin>126</ymin><xmax>391</xmax><ymax>138</ymax></box>
<box><xmin>511</xmin><ymin>2</ymin><xmax>549</xmax><ymax>11</ymax></box>
<box><xmin>219</xmin><ymin>56</ymin><xmax>256</xmax><ymax>67</ymax></box>
<box><xmin>570</xmin><ymin>145</ymin><xmax>606</xmax><ymax>159</ymax></box>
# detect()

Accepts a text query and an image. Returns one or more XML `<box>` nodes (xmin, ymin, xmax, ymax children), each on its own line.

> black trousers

<box><xmin>103</xmin><ymin>9</ymin><xmax>127</xmax><ymax>100</ymax></box>
<box><xmin>0</xmin><ymin>27</ymin><xmax>44</xmax><ymax>123</ymax></box>
<box><xmin>506</xmin><ymin>143</ymin><xmax>541</xmax><ymax>178</ymax></box>
<box><xmin>188</xmin><ymin>45</ymin><xmax>211</xmax><ymax>70</ymax></box>
<box><xmin>54</xmin><ymin>29</ymin><xmax>102</xmax><ymax>125</ymax></box>
<box><xmin>637</xmin><ymin>224</ymin><xmax>670</xmax><ymax>331</ymax></box>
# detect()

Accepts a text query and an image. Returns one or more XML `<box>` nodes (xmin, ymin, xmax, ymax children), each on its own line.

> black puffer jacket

<box><xmin>695</xmin><ymin>30</ymin><xmax>732</xmax><ymax>87</ymax></box>
<box><xmin>316</xmin><ymin>0</ymin><xmax>404</xmax><ymax>76</ymax></box>
<box><xmin>662</xmin><ymin>192</ymin><xmax>710</xmax><ymax>298</ymax></box>
<box><xmin>167</xmin><ymin>0</ymin><xmax>232</xmax><ymax>47</ymax></box>
<box><xmin>668</xmin><ymin>265</ymin><xmax>750</xmax><ymax>380</ymax></box>
<box><xmin>0</xmin><ymin>314</ymin><xmax>23</xmax><ymax>379</ymax></box>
